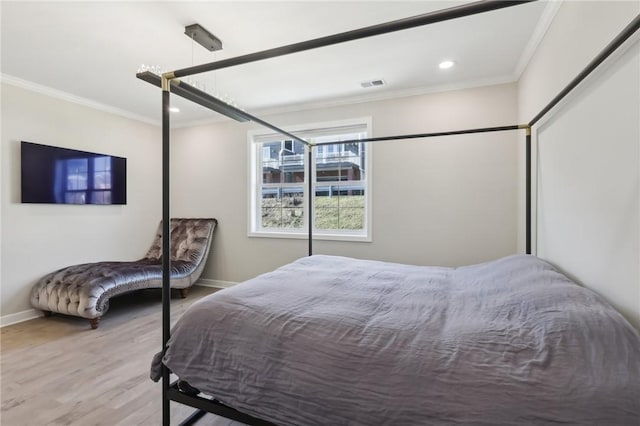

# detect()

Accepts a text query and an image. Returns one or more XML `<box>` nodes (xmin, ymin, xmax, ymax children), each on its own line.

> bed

<box><xmin>152</xmin><ymin>254</ymin><xmax>640</xmax><ymax>425</ymax></box>
<box><xmin>138</xmin><ymin>1</ymin><xmax>640</xmax><ymax>423</ymax></box>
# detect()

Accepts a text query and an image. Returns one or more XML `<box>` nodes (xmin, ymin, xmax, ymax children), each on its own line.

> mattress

<box><xmin>152</xmin><ymin>254</ymin><xmax>640</xmax><ymax>425</ymax></box>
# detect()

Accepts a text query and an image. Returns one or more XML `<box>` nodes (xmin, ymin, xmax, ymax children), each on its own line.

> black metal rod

<box><xmin>137</xmin><ymin>72</ymin><xmax>309</xmax><ymax>146</ymax></box>
<box><xmin>162</xmin><ymin>90</ymin><xmax>171</xmax><ymax>426</ymax></box>
<box><xmin>177</xmin><ymin>409</ymin><xmax>207</xmax><ymax>426</ymax></box>
<box><xmin>529</xmin><ymin>13</ymin><xmax>640</xmax><ymax>126</ymax></box>
<box><xmin>308</xmin><ymin>149</ymin><xmax>313</xmax><ymax>256</ymax></box>
<box><xmin>316</xmin><ymin>124</ymin><xmax>523</xmax><ymax>146</ymax></box>
<box><xmin>249</xmin><ymin>115</ymin><xmax>309</xmax><ymax>147</ymax></box>
<box><xmin>172</xmin><ymin>81</ymin><xmax>252</xmax><ymax>123</ymax></box>
<box><xmin>172</xmin><ymin>1</ymin><xmax>535</xmax><ymax>79</ymax></box>
<box><xmin>138</xmin><ymin>71</ymin><xmax>250</xmax><ymax>122</ymax></box>
<box><xmin>168</xmin><ymin>384</ymin><xmax>278</xmax><ymax>426</ymax></box>
<box><xmin>525</xmin><ymin>131</ymin><xmax>532</xmax><ymax>255</ymax></box>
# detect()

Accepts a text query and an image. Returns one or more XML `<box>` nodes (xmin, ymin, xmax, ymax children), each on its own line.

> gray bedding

<box><xmin>152</xmin><ymin>254</ymin><xmax>640</xmax><ymax>425</ymax></box>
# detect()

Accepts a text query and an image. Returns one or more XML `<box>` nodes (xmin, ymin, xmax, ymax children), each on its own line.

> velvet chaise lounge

<box><xmin>30</xmin><ymin>218</ymin><xmax>217</xmax><ymax>329</ymax></box>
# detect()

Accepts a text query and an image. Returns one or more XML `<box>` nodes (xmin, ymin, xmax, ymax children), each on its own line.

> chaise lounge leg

<box><xmin>89</xmin><ymin>318</ymin><xmax>100</xmax><ymax>329</ymax></box>
<box><xmin>180</xmin><ymin>288</ymin><xmax>189</xmax><ymax>299</ymax></box>
<box><xmin>43</xmin><ymin>311</ymin><xmax>53</xmax><ymax>317</ymax></box>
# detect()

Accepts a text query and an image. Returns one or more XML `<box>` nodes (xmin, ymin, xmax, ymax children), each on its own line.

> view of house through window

<box><xmin>250</xmin><ymin>119</ymin><xmax>371</xmax><ymax>240</ymax></box>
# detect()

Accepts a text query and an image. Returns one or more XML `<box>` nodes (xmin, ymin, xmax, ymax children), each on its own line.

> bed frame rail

<box><xmin>168</xmin><ymin>381</ymin><xmax>278</xmax><ymax>426</ymax></box>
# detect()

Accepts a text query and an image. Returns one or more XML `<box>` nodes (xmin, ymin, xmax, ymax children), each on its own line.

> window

<box><xmin>249</xmin><ymin>118</ymin><xmax>372</xmax><ymax>241</ymax></box>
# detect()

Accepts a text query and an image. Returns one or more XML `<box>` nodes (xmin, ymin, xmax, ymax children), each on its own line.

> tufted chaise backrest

<box><xmin>144</xmin><ymin>218</ymin><xmax>217</xmax><ymax>264</ymax></box>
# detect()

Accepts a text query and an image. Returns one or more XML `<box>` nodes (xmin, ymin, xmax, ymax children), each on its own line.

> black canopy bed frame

<box><xmin>136</xmin><ymin>1</ymin><xmax>640</xmax><ymax>424</ymax></box>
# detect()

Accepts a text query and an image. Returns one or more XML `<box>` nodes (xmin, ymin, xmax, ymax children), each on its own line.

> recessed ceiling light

<box><xmin>169</xmin><ymin>107</ymin><xmax>180</xmax><ymax>113</ymax></box>
<box><xmin>439</xmin><ymin>60</ymin><xmax>455</xmax><ymax>69</ymax></box>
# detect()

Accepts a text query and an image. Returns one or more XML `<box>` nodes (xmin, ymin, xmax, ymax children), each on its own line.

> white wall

<box><xmin>171</xmin><ymin>83</ymin><xmax>520</xmax><ymax>283</ymax></box>
<box><xmin>518</xmin><ymin>1</ymin><xmax>640</xmax><ymax>329</ymax></box>
<box><xmin>1</xmin><ymin>83</ymin><xmax>162</xmax><ymax>322</ymax></box>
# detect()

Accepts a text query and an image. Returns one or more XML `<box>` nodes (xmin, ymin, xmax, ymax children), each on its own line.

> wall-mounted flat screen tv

<box><xmin>21</xmin><ymin>141</ymin><xmax>127</xmax><ymax>205</ymax></box>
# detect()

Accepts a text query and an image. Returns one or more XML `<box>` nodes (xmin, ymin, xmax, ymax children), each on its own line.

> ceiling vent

<box><xmin>361</xmin><ymin>79</ymin><xmax>385</xmax><ymax>88</ymax></box>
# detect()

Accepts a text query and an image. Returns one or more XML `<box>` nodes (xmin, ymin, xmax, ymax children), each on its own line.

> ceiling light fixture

<box><xmin>184</xmin><ymin>24</ymin><xmax>222</xmax><ymax>52</ymax></box>
<box><xmin>439</xmin><ymin>60</ymin><xmax>455</xmax><ymax>69</ymax></box>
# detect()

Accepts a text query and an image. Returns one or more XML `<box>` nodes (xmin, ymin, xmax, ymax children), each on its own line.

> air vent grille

<box><xmin>361</xmin><ymin>79</ymin><xmax>385</xmax><ymax>88</ymax></box>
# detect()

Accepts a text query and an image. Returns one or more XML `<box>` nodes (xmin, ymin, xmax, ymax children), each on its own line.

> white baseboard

<box><xmin>0</xmin><ymin>308</ymin><xmax>43</xmax><ymax>328</ymax></box>
<box><xmin>196</xmin><ymin>278</ymin><xmax>238</xmax><ymax>289</ymax></box>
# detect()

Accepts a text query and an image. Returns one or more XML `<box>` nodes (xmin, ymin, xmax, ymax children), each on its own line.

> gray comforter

<box><xmin>152</xmin><ymin>254</ymin><xmax>640</xmax><ymax>425</ymax></box>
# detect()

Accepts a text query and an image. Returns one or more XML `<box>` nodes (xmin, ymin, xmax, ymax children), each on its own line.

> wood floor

<box><xmin>1</xmin><ymin>286</ymin><xmax>248</xmax><ymax>426</ymax></box>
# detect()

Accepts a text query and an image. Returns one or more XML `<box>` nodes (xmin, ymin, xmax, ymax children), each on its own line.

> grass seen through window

<box><xmin>261</xmin><ymin>195</ymin><xmax>365</xmax><ymax>230</ymax></box>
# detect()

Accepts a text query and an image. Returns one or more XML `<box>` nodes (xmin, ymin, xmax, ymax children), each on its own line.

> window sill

<box><xmin>248</xmin><ymin>230</ymin><xmax>372</xmax><ymax>243</ymax></box>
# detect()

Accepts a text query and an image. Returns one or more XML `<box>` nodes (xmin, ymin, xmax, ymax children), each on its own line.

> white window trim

<box><xmin>247</xmin><ymin>117</ymin><xmax>372</xmax><ymax>242</ymax></box>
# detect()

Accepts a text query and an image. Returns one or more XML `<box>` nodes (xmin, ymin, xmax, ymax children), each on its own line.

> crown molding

<box><xmin>0</xmin><ymin>73</ymin><xmax>160</xmax><ymax>126</ymax></box>
<box><xmin>513</xmin><ymin>0</ymin><xmax>563</xmax><ymax>79</ymax></box>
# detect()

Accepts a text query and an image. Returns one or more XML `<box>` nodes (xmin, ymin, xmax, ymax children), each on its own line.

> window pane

<box><xmin>262</xmin><ymin>166</ymin><xmax>281</xmax><ymax>184</ymax></box>
<box><xmin>315</xmin><ymin>187</ymin><xmax>365</xmax><ymax>231</ymax></box>
<box><xmin>261</xmin><ymin>207</ymin><xmax>281</xmax><ymax>228</ymax></box>
<box><xmin>281</xmin><ymin>156</ymin><xmax>304</xmax><ymax>182</ymax></box>
<box><xmin>316</xmin><ymin>142</ymin><xmax>364</xmax><ymax>182</ymax></box>
<box><xmin>281</xmin><ymin>189</ymin><xmax>304</xmax><ymax>228</ymax></box>
<box><xmin>293</xmin><ymin>141</ymin><xmax>305</xmax><ymax>154</ymax></box>
<box><xmin>281</xmin><ymin>207</ymin><xmax>303</xmax><ymax>228</ymax></box>
<box><xmin>262</xmin><ymin>141</ymin><xmax>304</xmax><ymax>184</ymax></box>
<box><xmin>314</xmin><ymin>206</ymin><xmax>339</xmax><ymax>229</ymax></box>
<box><xmin>262</xmin><ymin>142</ymin><xmax>278</xmax><ymax>184</ymax></box>
<box><xmin>261</xmin><ymin>186</ymin><xmax>304</xmax><ymax>229</ymax></box>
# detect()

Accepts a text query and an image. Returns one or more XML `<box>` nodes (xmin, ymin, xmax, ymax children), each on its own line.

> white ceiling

<box><xmin>1</xmin><ymin>1</ymin><xmax>553</xmax><ymax>127</ymax></box>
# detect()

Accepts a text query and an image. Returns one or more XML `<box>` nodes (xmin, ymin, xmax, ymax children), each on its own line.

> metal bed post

<box><xmin>525</xmin><ymin>127</ymin><xmax>532</xmax><ymax>255</ymax></box>
<box><xmin>308</xmin><ymin>148</ymin><xmax>313</xmax><ymax>256</ymax></box>
<box><xmin>161</xmin><ymin>74</ymin><xmax>172</xmax><ymax>426</ymax></box>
